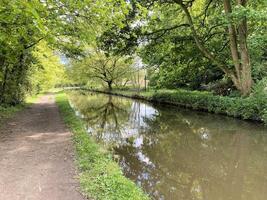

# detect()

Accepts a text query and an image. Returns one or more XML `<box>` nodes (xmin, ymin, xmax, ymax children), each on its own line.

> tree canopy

<box><xmin>0</xmin><ymin>0</ymin><xmax>266</xmax><ymax>104</ymax></box>
<box><xmin>0</xmin><ymin>0</ymin><xmax>127</xmax><ymax>104</ymax></box>
<box><xmin>99</xmin><ymin>0</ymin><xmax>267</xmax><ymax>95</ymax></box>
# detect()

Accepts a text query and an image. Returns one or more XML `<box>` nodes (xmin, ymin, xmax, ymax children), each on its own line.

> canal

<box><xmin>68</xmin><ymin>91</ymin><xmax>267</xmax><ymax>200</ymax></box>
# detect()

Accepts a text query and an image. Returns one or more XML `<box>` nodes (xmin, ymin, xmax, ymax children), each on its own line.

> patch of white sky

<box><xmin>59</xmin><ymin>54</ymin><xmax>70</xmax><ymax>65</ymax></box>
<box><xmin>133</xmin><ymin>56</ymin><xmax>145</xmax><ymax>69</ymax></box>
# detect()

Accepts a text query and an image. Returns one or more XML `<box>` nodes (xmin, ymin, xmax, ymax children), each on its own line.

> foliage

<box><xmin>251</xmin><ymin>78</ymin><xmax>267</xmax><ymax>98</ymax></box>
<box><xmin>30</xmin><ymin>42</ymin><xmax>66</xmax><ymax>94</ymax></box>
<box><xmin>1</xmin><ymin>0</ymin><xmax>266</xmax><ymax>101</ymax></box>
<box><xmin>0</xmin><ymin>0</ymin><xmax>129</xmax><ymax>105</ymax></box>
<box><xmin>0</xmin><ymin>0</ymin><xmax>51</xmax><ymax>104</ymax></box>
<box><xmin>55</xmin><ymin>92</ymin><xmax>149</xmax><ymax>200</ymax></box>
<box><xmin>99</xmin><ymin>0</ymin><xmax>267</xmax><ymax>95</ymax></box>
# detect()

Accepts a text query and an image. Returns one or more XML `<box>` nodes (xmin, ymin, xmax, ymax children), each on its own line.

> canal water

<box><xmin>68</xmin><ymin>91</ymin><xmax>267</xmax><ymax>200</ymax></box>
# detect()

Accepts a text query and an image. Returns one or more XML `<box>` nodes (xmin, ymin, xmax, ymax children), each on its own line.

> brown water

<box><xmin>68</xmin><ymin>91</ymin><xmax>267</xmax><ymax>200</ymax></box>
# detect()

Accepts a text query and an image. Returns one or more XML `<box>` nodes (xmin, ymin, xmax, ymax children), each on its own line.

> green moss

<box><xmin>55</xmin><ymin>92</ymin><xmax>149</xmax><ymax>200</ymax></box>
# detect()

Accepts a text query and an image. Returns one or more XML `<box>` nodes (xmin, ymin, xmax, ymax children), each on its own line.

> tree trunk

<box><xmin>177</xmin><ymin>0</ymin><xmax>253</xmax><ymax>95</ymax></box>
<box><xmin>237</xmin><ymin>0</ymin><xmax>253</xmax><ymax>95</ymax></box>
<box><xmin>0</xmin><ymin>65</ymin><xmax>9</xmax><ymax>103</ymax></box>
<box><xmin>107</xmin><ymin>80</ymin><xmax>113</xmax><ymax>90</ymax></box>
<box><xmin>223</xmin><ymin>0</ymin><xmax>253</xmax><ymax>95</ymax></box>
<box><xmin>223</xmin><ymin>0</ymin><xmax>241</xmax><ymax>81</ymax></box>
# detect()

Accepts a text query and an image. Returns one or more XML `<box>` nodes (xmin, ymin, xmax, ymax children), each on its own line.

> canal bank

<box><xmin>55</xmin><ymin>92</ymin><xmax>149</xmax><ymax>200</ymax></box>
<box><xmin>65</xmin><ymin>90</ymin><xmax>267</xmax><ymax>200</ymax></box>
<box><xmin>86</xmin><ymin>88</ymin><xmax>267</xmax><ymax>125</ymax></box>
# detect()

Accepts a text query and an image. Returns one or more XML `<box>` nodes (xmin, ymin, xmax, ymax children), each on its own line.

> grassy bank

<box><xmin>89</xmin><ymin>89</ymin><xmax>267</xmax><ymax>124</ymax></box>
<box><xmin>55</xmin><ymin>92</ymin><xmax>149</xmax><ymax>200</ymax></box>
<box><xmin>0</xmin><ymin>105</ymin><xmax>25</xmax><ymax>125</ymax></box>
<box><xmin>0</xmin><ymin>94</ymin><xmax>41</xmax><ymax>125</ymax></box>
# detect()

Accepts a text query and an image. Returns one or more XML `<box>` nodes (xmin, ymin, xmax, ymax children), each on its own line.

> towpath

<box><xmin>0</xmin><ymin>94</ymin><xmax>85</xmax><ymax>200</ymax></box>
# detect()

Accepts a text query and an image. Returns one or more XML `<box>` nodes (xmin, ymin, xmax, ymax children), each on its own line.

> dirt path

<box><xmin>0</xmin><ymin>94</ymin><xmax>86</xmax><ymax>200</ymax></box>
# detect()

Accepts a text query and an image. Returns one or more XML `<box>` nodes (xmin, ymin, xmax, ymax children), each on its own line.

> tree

<box><xmin>174</xmin><ymin>0</ymin><xmax>252</xmax><ymax>95</ymax></box>
<box><xmin>0</xmin><ymin>0</ymin><xmax>48</xmax><ymax>104</ymax></box>
<box><xmin>69</xmin><ymin>49</ymin><xmax>134</xmax><ymax>90</ymax></box>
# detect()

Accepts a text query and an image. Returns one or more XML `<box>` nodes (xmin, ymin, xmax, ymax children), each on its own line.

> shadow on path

<box><xmin>0</xmin><ymin>94</ymin><xmax>86</xmax><ymax>200</ymax></box>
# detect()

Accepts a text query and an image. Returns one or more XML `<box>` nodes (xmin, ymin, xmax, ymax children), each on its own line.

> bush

<box><xmin>152</xmin><ymin>89</ymin><xmax>267</xmax><ymax>123</ymax></box>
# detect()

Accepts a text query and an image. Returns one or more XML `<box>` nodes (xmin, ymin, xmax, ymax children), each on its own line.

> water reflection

<box><xmin>68</xmin><ymin>91</ymin><xmax>267</xmax><ymax>200</ymax></box>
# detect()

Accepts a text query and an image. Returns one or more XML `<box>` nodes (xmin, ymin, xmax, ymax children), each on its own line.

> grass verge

<box><xmin>55</xmin><ymin>92</ymin><xmax>149</xmax><ymax>200</ymax></box>
<box><xmin>0</xmin><ymin>105</ymin><xmax>25</xmax><ymax>125</ymax></box>
<box><xmin>89</xmin><ymin>88</ymin><xmax>267</xmax><ymax>125</ymax></box>
<box><xmin>0</xmin><ymin>93</ymin><xmax>41</xmax><ymax>125</ymax></box>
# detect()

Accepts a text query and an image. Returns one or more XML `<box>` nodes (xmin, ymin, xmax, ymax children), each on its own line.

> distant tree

<box><xmin>69</xmin><ymin>49</ymin><xmax>134</xmax><ymax>90</ymax></box>
<box><xmin>30</xmin><ymin>42</ymin><xmax>66</xmax><ymax>94</ymax></box>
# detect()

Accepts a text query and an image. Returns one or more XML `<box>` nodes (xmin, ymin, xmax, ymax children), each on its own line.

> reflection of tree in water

<box><xmin>69</xmin><ymin>92</ymin><xmax>132</xmax><ymax>145</ymax></box>
<box><xmin>69</xmin><ymin>91</ymin><xmax>267</xmax><ymax>200</ymax></box>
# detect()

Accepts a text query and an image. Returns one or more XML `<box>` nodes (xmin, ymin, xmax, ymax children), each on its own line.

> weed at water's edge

<box><xmin>55</xmin><ymin>92</ymin><xmax>149</xmax><ymax>200</ymax></box>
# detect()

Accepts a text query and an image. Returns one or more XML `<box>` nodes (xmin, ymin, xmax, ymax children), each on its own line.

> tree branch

<box><xmin>173</xmin><ymin>0</ymin><xmax>234</xmax><ymax>77</ymax></box>
<box><xmin>201</xmin><ymin>0</ymin><xmax>214</xmax><ymax>26</ymax></box>
<box><xmin>143</xmin><ymin>23</ymin><xmax>190</xmax><ymax>36</ymax></box>
<box><xmin>25</xmin><ymin>37</ymin><xmax>45</xmax><ymax>49</ymax></box>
